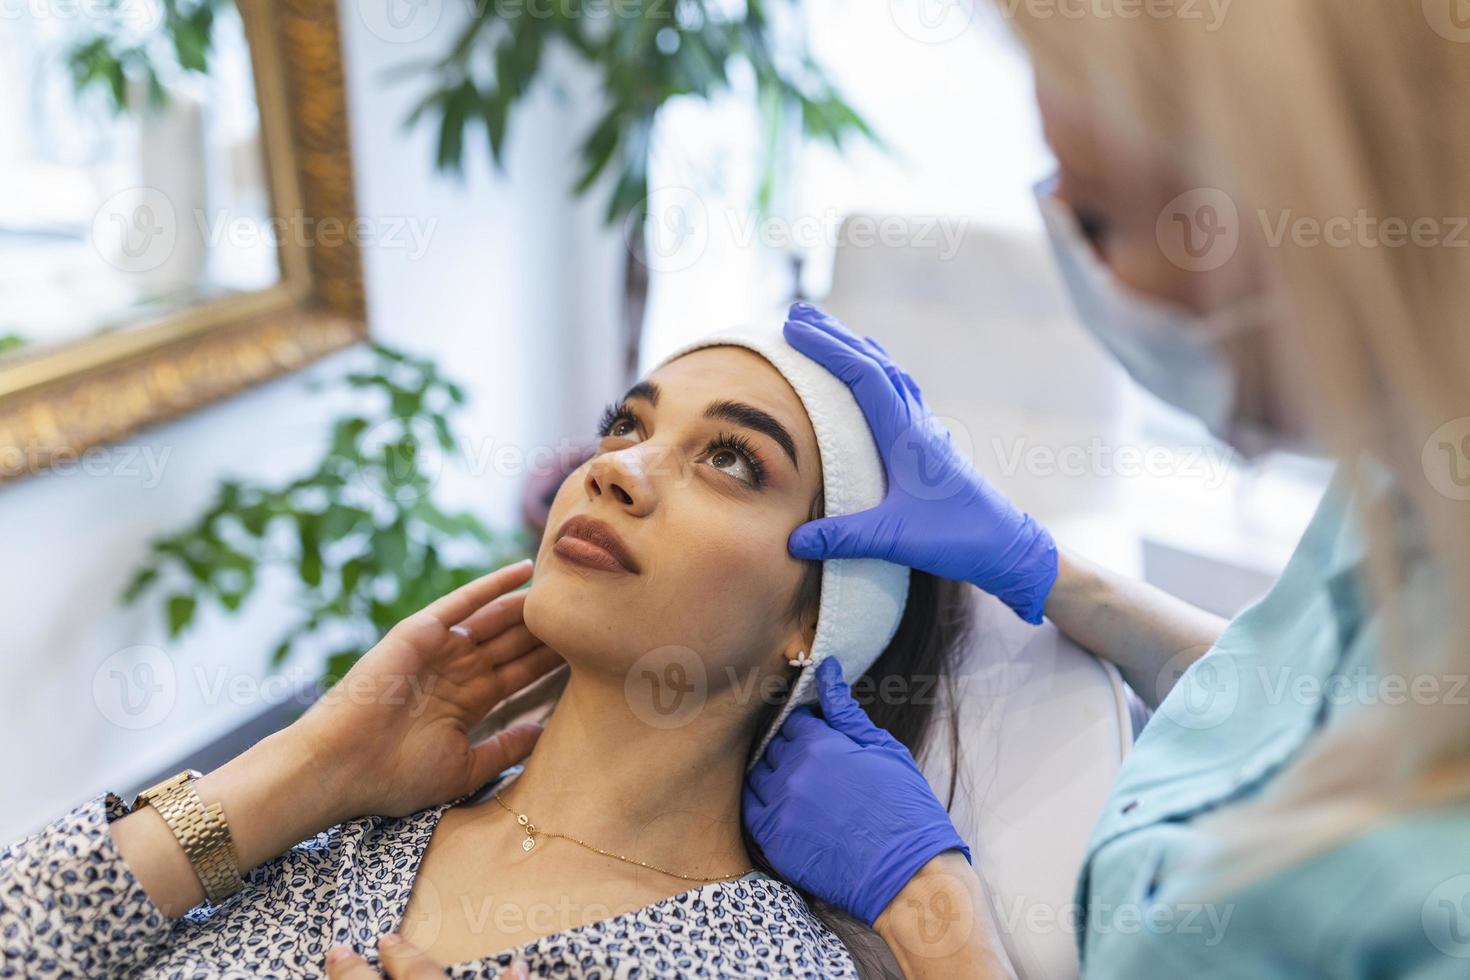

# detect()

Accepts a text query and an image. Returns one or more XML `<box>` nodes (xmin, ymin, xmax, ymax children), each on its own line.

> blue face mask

<box><xmin>1034</xmin><ymin>177</ymin><xmax>1247</xmax><ymax>442</ymax></box>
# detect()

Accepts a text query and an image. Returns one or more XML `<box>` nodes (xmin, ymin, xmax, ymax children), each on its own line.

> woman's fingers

<box><xmin>465</xmin><ymin>722</ymin><xmax>544</xmax><ymax>791</ymax></box>
<box><xmin>450</xmin><ymin>590</ymin><xmax>528</xmax><ymax>647</ymax></box>
<box><xmin>324</xmin><ymin>935</ymin><xmax>447</xmax><ymax>979</ymax></box>
<box><xmin>324</xmin><ymin>946</ymin><xmax>381</xmax><ymax>979</ymax></box>
<box><xmin>377</xmin><ymin>934</ymin><xmax>448</xmax><ymax>978</ymax></box>
<box><xmin>479</xmin><ymin>623</ymin><xmax>542</xmax><ymax>667</ymax></box>
<box><xmin>425</xmin><ymin>560</ymin><xmax>533</xmax><ymax>629</ymax></box>
<box><xmin>493</xmin><ymin>645</ymin><xmax>564</xmax><ymax>696</ymax></box>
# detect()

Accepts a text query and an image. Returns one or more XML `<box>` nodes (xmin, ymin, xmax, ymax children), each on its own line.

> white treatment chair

<box><xmin>921</xmin><ymin>589</ymin><xmax>1134</xmax><ymax>980</ymax></box>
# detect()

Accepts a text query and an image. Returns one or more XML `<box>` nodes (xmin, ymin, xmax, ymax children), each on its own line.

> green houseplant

<box><xmin>122</xmin><ymin>344</ymin><xmax>532</xmax><ymax>685</ymax></box>
<box><xmin>399</xmin><ymin>0</ymin><xmax>879</xmax><ymax>379</ymax></box>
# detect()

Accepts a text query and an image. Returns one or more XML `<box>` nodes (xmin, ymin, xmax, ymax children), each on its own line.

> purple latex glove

<box><xmin>743</xmin><ymin>659</ymin><xmax>971</xmax><ymax>926</ymax></box>
<box><xmin>784</xmin><ymin>302</ymin><xmax>1058</xmax><ymax>624</ymax></box>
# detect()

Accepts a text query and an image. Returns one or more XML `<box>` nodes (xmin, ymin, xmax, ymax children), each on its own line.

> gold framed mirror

<box><xmin>0</xmin><ymin>0</ymin><xmax>366</xmax><ymax>484</ymax></box>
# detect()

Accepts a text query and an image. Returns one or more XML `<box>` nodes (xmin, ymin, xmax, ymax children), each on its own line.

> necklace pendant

<box><xmin>521</xmin><ymin>835</ymin><xmax>536</xmax><ymax>852</ymax></box>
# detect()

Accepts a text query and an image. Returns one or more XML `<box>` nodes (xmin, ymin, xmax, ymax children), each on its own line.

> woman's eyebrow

<box><xmin>623</xmin><ymin>380</ymin><xmax>660</xmax><ymax>406</ymax></box>
<box><xmin>704</xmin><ymin>400</ymin><xmax>799</xmax><ymax>471</ymax></box>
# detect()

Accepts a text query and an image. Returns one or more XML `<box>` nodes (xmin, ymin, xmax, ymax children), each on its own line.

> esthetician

<box><xmin>744</xmin><ymin>1</ymin><xmax>1470</xmax><ymax>976</ymax></box>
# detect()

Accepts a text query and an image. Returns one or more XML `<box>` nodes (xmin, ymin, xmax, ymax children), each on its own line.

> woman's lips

<box><xmin>552</xmin><ymin>515</ymin><xmax>640</xmax><ymax>574</ymax></box>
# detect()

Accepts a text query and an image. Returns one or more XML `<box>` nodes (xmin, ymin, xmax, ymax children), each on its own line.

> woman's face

<box><xmin>523</xmin><ymin>346</ymin><xmax>821</xmax><ymax>698</ymax></box>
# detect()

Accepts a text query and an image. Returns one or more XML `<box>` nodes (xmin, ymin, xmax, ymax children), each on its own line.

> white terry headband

<box><xmin>655</xmin><ymin>322</ymin><xmax>912</xmax><ymax>769</ymax></box>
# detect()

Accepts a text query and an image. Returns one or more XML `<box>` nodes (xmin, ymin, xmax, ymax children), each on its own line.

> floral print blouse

<box><xmin>0</xmin><ymin>773</ymin><xmax>857</xmax><ymax>978</ymax></box>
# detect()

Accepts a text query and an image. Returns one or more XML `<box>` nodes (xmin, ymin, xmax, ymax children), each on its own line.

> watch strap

<box><xmin>132</xmin><ymin>769</ymin><xmax>243</xmax><ymax>905</ymax></box>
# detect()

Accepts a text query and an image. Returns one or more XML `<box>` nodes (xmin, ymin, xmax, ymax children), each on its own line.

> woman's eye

<box><xmin>703</xmin><ymin>435</ymin><xmax>766</xmax><ymax>488</ymax></box>
<box><xmin>596</xmin><ymin>402</ymin><xmax>640</xmax><ymax>440</ymax></box>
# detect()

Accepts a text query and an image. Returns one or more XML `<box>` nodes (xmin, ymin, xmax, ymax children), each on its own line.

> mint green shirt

<box><xmin>1077</xmin><ymin>466</ymin><xmax>1470</xmax><ymax>977</ymax></box>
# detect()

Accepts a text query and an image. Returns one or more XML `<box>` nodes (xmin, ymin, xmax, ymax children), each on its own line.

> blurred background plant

<box><xmin>65</xmin><ymin>0</ymin><xmax>232</xmax><ymax>112</ymax></box>
<box><xmin>60</xmin><ymin>0</ymin><xmax>880</xmax><ymax>378</ymax></box>
<box><xmin>398</xmin><ymin>0</ymin><xmax>880</xmax><ymax>379</ymax></box>
<box><xmin>121</xmin><ymin>343</ymin><xmax>532</xmax><ymax>687</ymax></box>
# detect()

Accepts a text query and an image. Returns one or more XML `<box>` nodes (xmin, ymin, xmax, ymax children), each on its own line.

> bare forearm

<box><xmin>875</xmin><ymin>852</ymin><xmax>1017</xmax><ymax>980</ymax></box>
<box><xmin>110</xmin><ymin>728</ymin><xmax>354</xmax><ymax>918</ymax></box>
<box><xmin>1042</xmin><ymin>547</ymin><xmax>1227</xmax><ymax>707</ymax></box>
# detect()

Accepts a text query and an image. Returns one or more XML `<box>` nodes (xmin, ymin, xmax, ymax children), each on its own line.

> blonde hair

<box><xmin>998</xmin><ymin>0</ymin><xmax>1470</xmax><ymax>889</ymax></box>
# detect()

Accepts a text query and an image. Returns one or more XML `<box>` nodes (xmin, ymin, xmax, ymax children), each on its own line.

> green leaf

<box><xmin>436</xmin><ymin>82</ymin><xmax>477</xmax><ymax>173</ymax></box>
<box><xmin>297</xmin><ymin>514</ymin><xmax>323</xmax><ymax>588</ymax></box>
<box><xmin>166</xmin><ymin>594</ymin><xmax>197</xmax><ymax>638</ymax></box>
<box><xmin>483</xmin><ymin>90</ymin><xmax>509</xmax><ymax>167</ymax></box>
<box><xmin>323</xmin><ymin>649</ymin><xmax>362</xmax><ymax>686</ymax></box>
<box><xmin>575</xmin><ymin>107</ymin><xmax>622</xmax><ymax>195</ymax></box>
<box><xmin>122</xmin><ymin>567</ymin><xmax>159</xmax><ymax>604</ymax></box>
<box><xmin>271</xmin><ymin>637</ymin><xmax>293</xmax><ymax>667</ymax></box>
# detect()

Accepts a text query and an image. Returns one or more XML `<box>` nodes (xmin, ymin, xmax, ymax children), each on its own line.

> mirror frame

<box><xmin>0</xmin><ymin>0</ymin><xmax>367</xmax><ymax>485</ymax></box>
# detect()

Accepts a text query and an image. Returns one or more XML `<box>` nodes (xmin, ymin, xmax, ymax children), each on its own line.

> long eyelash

<box><xmin>597</xmin><ymin>400</ymin><xmax>637</xmax><ymax>437</ymax></box>
<box><xmin>709</xmin><ymin>432</ymin><xmax>767</xmax><ymax>488</ymax></box>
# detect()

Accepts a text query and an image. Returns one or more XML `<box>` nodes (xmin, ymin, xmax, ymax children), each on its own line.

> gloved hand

<box><xmin>743</xmin><ymin>658</ymin><xmax>971</xmax><ymax>926</ymax></box>
<box><xmin>784</xmin><ymin>302</ymin><xmax>1059</xmax><ymax>623</ymax></box>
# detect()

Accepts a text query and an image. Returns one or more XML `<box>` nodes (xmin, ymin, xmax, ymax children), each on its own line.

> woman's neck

<box><xmin>493</xmin><ymin>665</ymin><xmax>756</xmax><ymax>876</ymax></box>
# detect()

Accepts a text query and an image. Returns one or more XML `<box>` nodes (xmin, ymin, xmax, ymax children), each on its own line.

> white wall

<box><xmin>0</xmin><ymin>0</ymin><xmax>623</xmax><ymax>843</ymax></box>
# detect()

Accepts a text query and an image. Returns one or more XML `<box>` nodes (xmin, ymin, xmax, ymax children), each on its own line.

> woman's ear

<box><xmin>778</xmin><ymin>619</ymin><xmax>818</xmax><ymax>669</ymax></box>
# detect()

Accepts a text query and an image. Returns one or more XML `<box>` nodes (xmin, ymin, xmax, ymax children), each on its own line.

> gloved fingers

<box><xmin>778</xmin><ymin>703</ymin><xmax>828</xmax><ymax>738</ymax></box>
<box><xmin>787</xmin><ymin>510</ymin><xmax>887</xmax><ymax>562</ymax></box>
<box><xmin>742</xmin><ymin>772</ymin><xmax>770</xmax><ymax>814</ymax></box>
<box><xmin>856</xmin><ymin>335</ymin><xmax>923</xmax><ymax>402</ymax></box>
<box><xmin>789</xmin><ymin>304</ymin><xmax>882</xmax><ymax>365</ymax></box>
<box><xmin>746</xmin><ymin>758</ymin><xmax>782</xmax><ymax>805</ymax></box>
<box><xmin>813</xmin><ymin>658</ymin><xmax>881</xmax><ymax>744</ymax></box>
<box><xmin>894</xmin><ymin>364</ymin><xmax>925</xmax><ymax>402</ymax></box>
<box><xmin>783</xmin><ymin>318</ymin><xmax>912</xmax><ymax>450</ymax></box>
<box><xmin>788</xmin><ymin>304</ymin><xmax>924</xmax><ymax>403</ymax></box>
<box><xmin>762</xmin><ymin>729</ymin><xmax>797</xmax><ymax>768</ymax></box>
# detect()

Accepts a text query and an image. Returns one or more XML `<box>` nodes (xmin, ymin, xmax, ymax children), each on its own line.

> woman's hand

<box><xmin>290</xmin><ymin>558</ymin><xmax>562</xmax><ymax>821</ymax></box>
<box><xmin>743</xmin><ymin>658</ymin><xmax>972</xmax><ymax>926</ymax></box>
<box><xmin>782</xmin><ymin>303</ymin><xmax>1058</xmax><ymax>623</ymax></box>
<box><xmin>115</xmin><ymin>560</ymin><xmax>561</xmax><ymax>920</ymax></box>
<box><xmin>324</xmin><ymin>934</ymin><xmax>531</xmax><ymax>978</ymax></box>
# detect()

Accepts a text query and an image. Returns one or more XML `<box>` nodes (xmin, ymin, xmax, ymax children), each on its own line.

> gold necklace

<box><xmin>491</xmin><ymin>792</ymin><xmax>752</xmax><ymax>883</ymax></box>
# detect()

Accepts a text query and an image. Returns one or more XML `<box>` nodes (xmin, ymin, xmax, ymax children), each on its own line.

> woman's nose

<box><xmin>583</xmin><ymin>447</ymin><xmax>662</xmax><ymax>517</ymax></box>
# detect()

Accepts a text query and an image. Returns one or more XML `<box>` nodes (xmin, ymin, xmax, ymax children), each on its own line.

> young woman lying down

<box><xmin>0</xmin><ymin>321</ymin><xmax>985</xmax><ymax>978</ymax></box>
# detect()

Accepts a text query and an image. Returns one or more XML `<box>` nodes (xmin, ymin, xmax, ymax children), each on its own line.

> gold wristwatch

<box><xmin>130</xmin><ymin>769</ymin><xmax>243</xmax><ymax>905</ymax></box>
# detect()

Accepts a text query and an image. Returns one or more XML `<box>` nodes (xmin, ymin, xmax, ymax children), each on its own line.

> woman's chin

<box><xmin>524</xmin><ymin>578</ymin><xmax>628</xmax><ymax>667</ymax></box>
